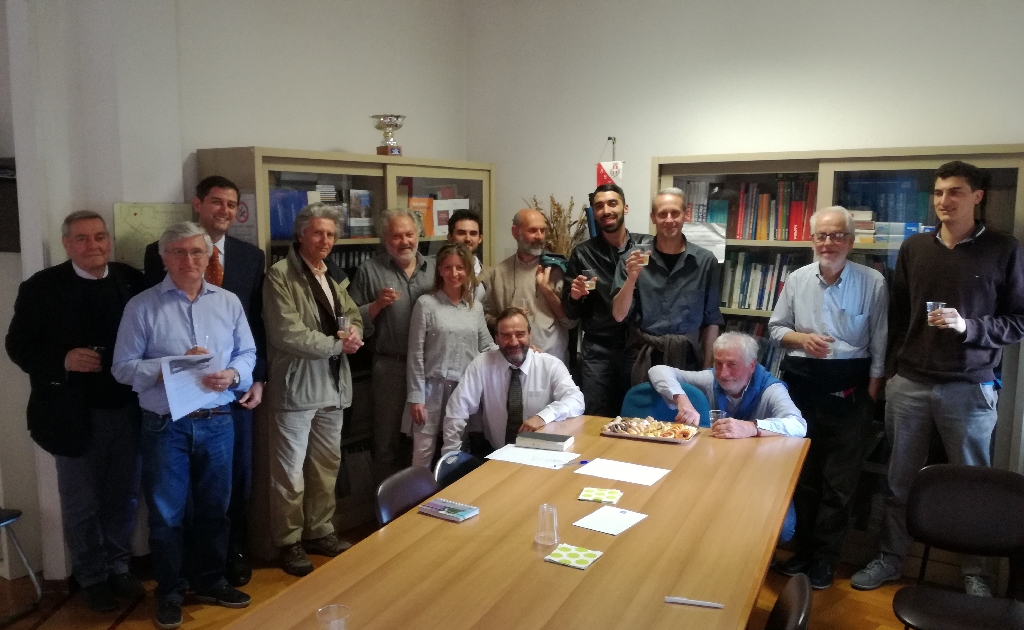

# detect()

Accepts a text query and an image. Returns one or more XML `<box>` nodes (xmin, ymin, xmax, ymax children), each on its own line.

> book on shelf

<box><xmin>839</xmin><ymin>177</ymin><xmax>931</xmax><ymax>225</ymax></box>
<box><xmin>432</xmin><ymin>198</ymin><xmax>469</xmax><ymax>237</ymax></box>
<box><xmin>729</xmin><ymin>178</ymin><xmax>817</xmax><ymax>242</ymax></box>
<box><xmin>348</xmin><ymin>190</ymin><xmax>373</xmax><ymax>237</ymax></box>
<box><xmin>418</xmin><ymin>498</ymin><xmax>479</xmax><ymax>523</ymax></box>
<box><xmin>721</xmin><ymin>251</ymin><xmax>810</xmax><ymax>312</ymax></box>
<box><xmin>269</xmin><ymin>189</ymin><xmax>309</xmax><ymax>240</ymax></box>
<box><xmin>408</xmin><ymin>197</ymin><xmax>434</xmax><ymax>237</ymax></box>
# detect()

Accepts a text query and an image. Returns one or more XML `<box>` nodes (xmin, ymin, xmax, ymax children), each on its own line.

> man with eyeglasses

<box><xmin>113</xmin><ymin>222</ymin><xmax>256</xmax><ymax>629</ymax></box>
<box><xmin>851</xmin><ymin>161</ymin><xmax>1024</xmax><ymax>597</ymax></box>
<box><xmin>768</xmin><ymin>206</ymin><xmax>887</xmax><ymax>590</ymax></box>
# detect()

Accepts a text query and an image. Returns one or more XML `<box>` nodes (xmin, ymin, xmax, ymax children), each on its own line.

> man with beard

<box><xmin>484</xmin><ymin>209</ymin><xmax>573</xmax><ymax>363</ymax></box>
<box><xmin>440</xmin><ymin>307</ymin><xmax>584</xmax><ymax>455</ymax></box>
<box><xmin>447</xmin><ymin>208</ymin><xmax>487</xmax><ymax>302</ymax></box>
<box><xmin>351</xmin><ymin>210</ymin><xmax>435</xmax><ymax>478</ymax></box>
<box><xmin>563</xmin><ymin>183</ymin><xmax>651</xmax><ymax>416</ymax></box>
<box><xmin>612</xmin><ymin>187</ymin><xmax>724</xmax><ymax>383</ymax></box>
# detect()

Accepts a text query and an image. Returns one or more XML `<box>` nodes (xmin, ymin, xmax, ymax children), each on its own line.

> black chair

<box><xmin>375</xmin><ymin>467</ymin><xmax>440</xmax><ymax>527</ymax></box>
<box><xmin>0</xmin><ymin>508</ymin><xmax>43</xmax><ymax>628</ymax></box>
<box><xmin>433</xmin><ymin>452</ymin><xmax>482</xmax><ymax>488</ymax></box>
<box><xmin>764</xmin><ymin>573</ymin><xmax>812</xmax><ymax>630</ymax></box>
<box><xmin>892</xmin><ymin>464</ymin><xmax>1024</xmax><ymax>630</ymax></box>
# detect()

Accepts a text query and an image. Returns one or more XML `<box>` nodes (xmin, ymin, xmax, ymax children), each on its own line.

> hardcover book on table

<box><xmin>515</xmin><ymin>432</ymin><xmax>574</xmax><ymax>451</ymax></box>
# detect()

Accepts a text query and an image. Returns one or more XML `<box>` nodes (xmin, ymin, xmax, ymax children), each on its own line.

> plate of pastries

<box><xmin>600</xmin><ymin>416</ymin><xmax>698</xmax><ymax>444</ymax></box>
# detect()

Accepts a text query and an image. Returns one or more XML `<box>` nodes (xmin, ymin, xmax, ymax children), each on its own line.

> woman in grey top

<box><xmin>405</xmin><ymin>243</ymin><xmax>496</xmax><ymax>467</ymax></box>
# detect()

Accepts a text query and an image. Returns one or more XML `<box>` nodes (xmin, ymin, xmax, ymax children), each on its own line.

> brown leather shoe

<box><xmin>303</xmin><ymin>532</ymin><xmax>352</xmax><ymax>557</ymax></box>
<box><xmin>279</xmin><ymin>542</ymin><xmax>313</xmax><ymax>577</ymax></box>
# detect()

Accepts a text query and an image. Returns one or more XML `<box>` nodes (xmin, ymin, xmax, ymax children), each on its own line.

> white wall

<box><xmin>465</xmin><ymin>0</ymin><xmax>1024</xmax><ymax>258</ymax></box>
<box><xmin>0</xmin><ymin>1</ymin><xmax>12</xmax><ymax>156</ymax></box>
<box><xmin>175</xmin><ymin>0</ymin><xmax>468</xmax><ymax>193</ymax></box>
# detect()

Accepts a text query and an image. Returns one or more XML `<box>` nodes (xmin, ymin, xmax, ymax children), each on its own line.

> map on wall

<box><xmin>113</xmin><ymin>202</ymin><xmax>192</xmax><ymax>269</ymax></box>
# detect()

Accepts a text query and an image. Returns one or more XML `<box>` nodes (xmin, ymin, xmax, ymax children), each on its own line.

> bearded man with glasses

<box><xmin>767</xmin><ymin>205</ymin><xmax>888</xmax><ymax>590</ymax></box>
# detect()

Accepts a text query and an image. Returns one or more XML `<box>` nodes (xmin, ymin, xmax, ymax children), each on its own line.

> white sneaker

<box><xmin>964</xmin><ymin>574</ymin><xmax>992</xmax><ymax>597</ymax></box>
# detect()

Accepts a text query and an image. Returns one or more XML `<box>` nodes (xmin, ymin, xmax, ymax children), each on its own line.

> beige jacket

<box><xmin>263</xmin><ymin>245</ymin><xmax>363</xmax><ymax>411</ymax></box>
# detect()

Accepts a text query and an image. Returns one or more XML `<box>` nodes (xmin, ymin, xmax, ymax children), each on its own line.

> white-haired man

<box><xmin>351</xmin><ymin>210</ymin><xmax>435</xmax><ymax>479</ymax></box>
<box><xmin>484</xmin><ymin>208</ymin><xmax>574</xmax><ymax>363</ymax></box>
<box><xmin>768</xmin><ymin>206</ymin><xmax>887</xmax><ymax>590</ymax></box>
<box><xmin>113</xmin><ymin>222</ymin><xmax>256</xmax><ymax>629</ymax></box>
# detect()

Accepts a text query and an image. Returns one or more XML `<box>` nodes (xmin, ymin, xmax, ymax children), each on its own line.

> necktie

<box><xmin>206</xmin><ymin>245</ymin><xmax>224</xmax><ymax>286</ymax></box>
<box><xmin>505</xmin><ymin>367</ymin><xmax>523</xmax><ymax>445</ymax></box>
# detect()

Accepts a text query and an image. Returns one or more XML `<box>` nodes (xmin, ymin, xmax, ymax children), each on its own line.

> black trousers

<box><xmin>579</xmin><ymin>338</ymin><xmax>632</xmax><ymax>418</ymax></box>
<box><xmin>787</xmin><ymin>379</ymin><xmax>874</xmax><ymax>565</ymax></box>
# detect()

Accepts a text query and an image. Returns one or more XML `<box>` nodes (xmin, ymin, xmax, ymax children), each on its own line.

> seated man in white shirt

<box><xmin>648</xmin><ymin>332</ymin><xmax>806</xmax><ymax>439</ymax></box>
<box><xmin>441</xmin><ymin>307</ymin><xmax>585</xmax><ymax>455</ymax></box>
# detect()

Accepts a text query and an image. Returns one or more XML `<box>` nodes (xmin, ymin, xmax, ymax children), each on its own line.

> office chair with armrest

<box><xmin>620</xmin><ymin>382</ymin><xmax>711</xmax><ymax>427</ymax></box>
<box><xmin>892</xmin><ymin>464</ymin><xmax>1024</xmax><ymax>630</ymax></box>
<box><xmin>764</xmin><ymin>573</ymin><xmax>812</xmax><ymax>630</ymax></box>
<box><xmin>434</xmin><ymin>452</ymin><xmax>482</xmax><ymax>489</ymax></box>
<box><xmin>375</xmin><ymin>466</ymin><xmax>440</xmax><ymax>527</ymax></box>
<box><xmin>0</xmin><ymin>508</ymin><xmax>43</xmax><ymax>628</ymax></box>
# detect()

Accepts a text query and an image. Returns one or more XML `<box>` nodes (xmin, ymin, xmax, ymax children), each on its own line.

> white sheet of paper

<box><xmin>682</xmin><ymin>222</ymin><xmax>726</xmax><ymax>262</ymax></box>
<box><xmin>161</xmin><ymin>354</ymin><xmax>224</xmax><ymax>421</ymax></box>
<box><xmin>485</xmin><ymin>444</ymin><xmax>580</xmax><ymax>469</ymax></box>
<box><xmin>573</xmin><ymin>505</ymin><xmax>648</xmax><ymax>536</ymax></box>
<box><xmin>573</xmin><ymin>458</ymin><xmax>670</xmax><ymax>486</ymax></box>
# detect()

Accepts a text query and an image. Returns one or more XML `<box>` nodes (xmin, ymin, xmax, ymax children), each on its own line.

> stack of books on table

<box><xmin>418</xmin><ymin>498</ymin><xmax>479</xmax><ymax>523</ymax></box>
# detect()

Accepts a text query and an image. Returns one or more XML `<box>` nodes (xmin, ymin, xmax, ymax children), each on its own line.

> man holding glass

<box><xmin>112</xmin><ymin>222</ymin><xmax>256</xmax><ymax>629</ymax></box>
<box><xmin>612</xmin><ymin>187</ymin><xmax>723</xmax><ymax>384</ymax></box>
<box><xmin>768</xmin><ymin>206</ymin><xmax>887</xmax><ymax>590</ymax></box>
<box><xmin>851</xmin><ymin>161</ymin><xmax>1024</xmax><ymax>597</ymax></box>
<box><xmin>263</xmin><ymin>203</ymin><xmax>364</xmax><ymax>578</ymax></box>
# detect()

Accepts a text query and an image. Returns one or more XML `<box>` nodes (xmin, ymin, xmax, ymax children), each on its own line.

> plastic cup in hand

<box><xmin>635</xmin><ymin>243</ymin><xmax>652</xmax><ymax>266</ymax></box>
<box><xmin>535</xmin><ymin>504</ymin><xmax>558</xmax><ymax>546</ymax></box>
<box><xmin>709</xmin><ymin>410</ymin><xmax>727</xmax><ymax>426</ymax></box>
<box><xmin>926</xmin><ymin>301</ymin><xmax>946</xmax><ymax>326</ymax></box>
<box><xmin>337</xmin><ymin>315</ymin><xmax>350</xmax><ymax>339</ymax></box>
<box><xmin>316</xmin><ymin>604</ymin><xmax>351</xmax><ymax>630</ymax></box>
<box><xmin>582</xmin><ymin>268</ymin><xmax>597</xmax><ymax>291</ymax></box>
<box><xmin>825</xmin><ymin>339</ymin><xmax>836</xmax><ymax>358</ymax></box>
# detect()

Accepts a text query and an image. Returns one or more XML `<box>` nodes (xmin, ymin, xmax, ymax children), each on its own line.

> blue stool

<box><xmin>0</xmin><ymin>508</ymin><xmax>42</xmax><ymax>627</ymax></box>
<box><xmin>620</xmin><ymin>382</ymin><xmax>712</xmax><ymax>427</ymax></box>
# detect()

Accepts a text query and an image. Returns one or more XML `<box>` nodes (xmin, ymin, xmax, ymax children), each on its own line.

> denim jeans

<box><xmin>54</xmin><ymin>404</ymin><xmax>141</xmax><ymax>588</ymax></box>
<box><xmin>140</xmin><ymin>407</ymin><xmax>234</xmax><ymax>603</ymax></box>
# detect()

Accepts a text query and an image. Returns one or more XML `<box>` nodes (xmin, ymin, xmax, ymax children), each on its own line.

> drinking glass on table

<box><xmin>535</xmin><ymin>504</ymin><xmax>558</xmax><ymax>546</ymax></box>
<box><xmin>582</xmin><ymin>268</ymin><xmax>598</xmax><ymax>291</ymax></box>
<box><xmin>317</xmin><ymin>604</ymin><xmax>351</xmax><ymax>630</ymax></box>
<box><xmin>709</xmin><ymin>409</ymin><xmax>727</xmax><ymax>428</ymax></box>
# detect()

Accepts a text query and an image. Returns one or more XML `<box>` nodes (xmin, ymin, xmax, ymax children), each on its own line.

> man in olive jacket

<box><xmin>263</xmin><ymin>203</ymin><xmax>363</xmax><ymax>577</ymax></box>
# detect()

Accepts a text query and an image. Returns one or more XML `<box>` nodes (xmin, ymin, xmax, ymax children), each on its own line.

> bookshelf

<box><xmin>196</xmin><ymin>147</ymin><xmax>496</xmax><ymax>279</ymax></box>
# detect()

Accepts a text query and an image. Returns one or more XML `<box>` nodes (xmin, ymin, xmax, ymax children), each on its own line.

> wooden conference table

<box><xmin>226</xmin><ymin>416</ymin><xmax>808</xmax><ymax>630</ymax></box>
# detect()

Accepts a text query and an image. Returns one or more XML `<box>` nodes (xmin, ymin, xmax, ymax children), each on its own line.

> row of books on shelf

<box><xmin>680</xmin><ymin>180</ymin><xmax>713</xmax><ymax>222</ymax></box>
<box><xmin>728</xmin><ymin>179</ymin><xmax>818</xmax><ymax>242</ymax></box>
<box><xmin>838</xmin><ymin>177</ymin><xmax>931</xmax><ymax>224</ymax></box>
<box><xmin>721</xmin><ymin>251</ymin><xmax>810</xmax><ymax>312</ymax></box>
<box><xmin>722</xmin><ymin>319</ymin><xmax>785</xmax><ymax>377</ymax></box>
<box><xmin>844</xmin><ymin>209</ymin><xmax>937</xmax><ymax>243</ymax></box>
<box><xmin>270</xmin><ymin>188</ymin><xmax>375</xmax><ymax>239</ymax></box>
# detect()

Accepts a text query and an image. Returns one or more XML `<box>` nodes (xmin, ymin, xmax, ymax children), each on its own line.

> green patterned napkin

<box><xmin>544</xmin><ymin>544</ymin><xmax>603</xmax><ymax>570</ymax></box>
<box><xmin>578</xmin><ymin>487</ymin><xmax>622</xmax><ymax>504</ymax></box>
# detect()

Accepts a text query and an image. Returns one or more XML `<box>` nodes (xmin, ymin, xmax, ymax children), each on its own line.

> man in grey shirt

<box><xmin>768</xmin><ymin>206</ymin><xmax>887</xmax><ymax>590</ymax></box>
<box><xmin>350</xmin><ymin>211</ymin><xmax>435</xmax><ymax>479</ymax></box>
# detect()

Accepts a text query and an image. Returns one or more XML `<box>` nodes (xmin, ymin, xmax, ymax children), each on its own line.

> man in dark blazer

<box><xmin>143</xmin><ymin>176</ymin><xmax>266</xmax><ymax>587</ymax></box>
<box><xmin>6</xmin><ymin>211</ymin><xmax>146</xmax><ymax>613</ymax></box>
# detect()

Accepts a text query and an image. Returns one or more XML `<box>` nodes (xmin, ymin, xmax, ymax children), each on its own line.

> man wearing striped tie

<box><xmin>143</xmin><ymin>176</ymin><xmax>267</xmax><ymax>587</ymax></box>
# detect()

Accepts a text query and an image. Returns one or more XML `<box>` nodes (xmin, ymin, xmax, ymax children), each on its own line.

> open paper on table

<box><xmin>485</xmin><ymin>444</ymin><xmax>580</xmax><ymax>469</ymax></box>
<box><xmin>573</xmin><ymin>458</ymin><xmax>669</xmax><ymax>486</ymax></box>
<box><xmin>573</xmin><ymin>505</ymin><xmax>647</xmax><ymax>536</ymax></box>
<box><xmin>161</xmin><ymin>354</ymin><xmax>224</xmax><ymax>421</ymax></box>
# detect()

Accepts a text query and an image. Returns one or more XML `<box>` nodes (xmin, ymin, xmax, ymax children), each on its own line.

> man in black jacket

<box><xmin>561</xmin><ymin>184</ymin><xmax>648</xmax><ymax>416</ymax></box>
<box><xmin>143</xmin><ymin>176</ymin><xmax>266</xmax><ymax>587</ymax></box>
<box><xmin>6</xmin><ymin>211</ymin><xmax>146</xmax><ymax>612</ymax></box>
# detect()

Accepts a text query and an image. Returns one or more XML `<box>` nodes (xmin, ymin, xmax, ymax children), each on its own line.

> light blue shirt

<box><xmin>768</xmin><ymin>260</ymin><xmax>888</xmax><ymax>378</ymax></box>
<box><xmin>112</xmin><ymin>275</ymin><xmax>256</xmax><ymax>415</ymax></box>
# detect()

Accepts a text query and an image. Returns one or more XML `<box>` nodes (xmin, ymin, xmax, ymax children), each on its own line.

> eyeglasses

<box><xmin>166</xmin><ymin>248</ymin><xmax>208</xmax><ymax>259</ymax></box>
<box><xmin>811</xmin><ymin>232</ymin><xmax>849</xmax><ymax>243</ymax></box>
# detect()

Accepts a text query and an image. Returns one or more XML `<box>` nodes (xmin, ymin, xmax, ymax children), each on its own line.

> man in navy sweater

<box><xmin>851</xmin><ymin>161</ymin><xmax>1024</xmax><ymax>597</ymax></box>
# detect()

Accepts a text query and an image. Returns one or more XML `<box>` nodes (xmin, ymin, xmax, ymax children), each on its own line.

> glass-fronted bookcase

<box><xmin>654</xmin><ymin>145</ymin><xmax>1024</xmax><ymax>577</ymax></box>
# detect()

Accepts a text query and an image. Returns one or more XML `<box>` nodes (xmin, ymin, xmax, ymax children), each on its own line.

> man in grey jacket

<box><xmin>264</xmin><ymin>203</ymin><xmax>364</xmax><ymax>577</ymax></box>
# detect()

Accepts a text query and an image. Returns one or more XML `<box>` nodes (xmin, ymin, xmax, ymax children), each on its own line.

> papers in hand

<box><xmin>160</xmin><ymin>354</ymin><xmax>224</xmax><ymax>421</ymax></box>
<box><xmin>573</xmin><ymin>458</ymin><xmax>670</xmax><ymax>486</ymax></box>
<box><xmin>573</xmin><ymin>505</ymin><xmax>647</xmax><ymax>536</ymax></box>
<box><xmin>486</xmin><ymin>445</ymin><xmax>580</xmax><ymax>469</ymax></box>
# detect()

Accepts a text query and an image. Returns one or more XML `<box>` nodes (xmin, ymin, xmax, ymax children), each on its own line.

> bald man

<box><xmin>483</xmin><ymin>209</ymin><xmax>573</xmax><ymax>364</ymax></box>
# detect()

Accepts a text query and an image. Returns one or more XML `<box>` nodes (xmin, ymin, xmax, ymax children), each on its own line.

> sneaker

<box><xmin>303</xmin><ymin>532</ymin><xmax>353</xmax><ymax>557</ymax></box>
<box><xmin>192</xmin><ymin>581</ymin><xmax>251</xmax><ymax>609</ymax></box>
<box><xmin>807</xmin><ymin>562</ymin><xmax>836</xmax><ymax>590</ymax></box>
<box><xmin>964</xmin><ymin>574</ymin><xmax>993</xmax><ymax>597</ymax></box>
<box><xmin>280</xmin><ymin>542</ymin><xmax>314</xmax><ymax>577</ymax></box>
<box><xmin>108</xmin><ymin>572</ymin><xmax>146</xmax><ymax>599</ymax></box>
<box><xmin>225</xmin><ymin>551</ymin><xmax>252</xmax><ymax>587</ymax></box>
<box><xmin>155</xmin><ymin>599</ymin><xmax>182</xmax><ymax>629</ymax></box>
<box><xmin>773</xmin><ymin>555</ymin><xmax>811</xmax><ymax>577</ymax></box>
<box><xmin>82</xmin><ymin>581</ymin><xmax>118</xmax><ymax>612</ymax></box>
<box><xmin>850</xmin><ymin>554</ymin><xmax>902</xmax><ymax>591</ymax></box>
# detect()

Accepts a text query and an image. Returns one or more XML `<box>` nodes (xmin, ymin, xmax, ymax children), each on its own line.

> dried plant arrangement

<box><xmin>524</xmin><ymin>195</ymin><xmax>590</xmax><ymax>256</ymax></box>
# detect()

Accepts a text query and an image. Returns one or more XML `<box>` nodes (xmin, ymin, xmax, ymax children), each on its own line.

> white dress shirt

<box><xmin>301</xmin><ymin>253</ymin><xmax>335</xmax><ymax>311</ymax></box>
<box><xmin>648</xmin><ymin>365</ymin><xmax>807</xmax><ymax>437</ymax></box>
<box><xmin>442</xmin><ymin>348</ymin><xmax>584</xmax><ymax>453</ymax></box>
<box><xmin>72</xmin><ymin>262</ymin><xmax>108</xmax><ymax>279</ymax></box>
<box><xmin>768</xmin><ymin>260</ymin><xmax>888</xmax><ymax>378</ymax></box>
